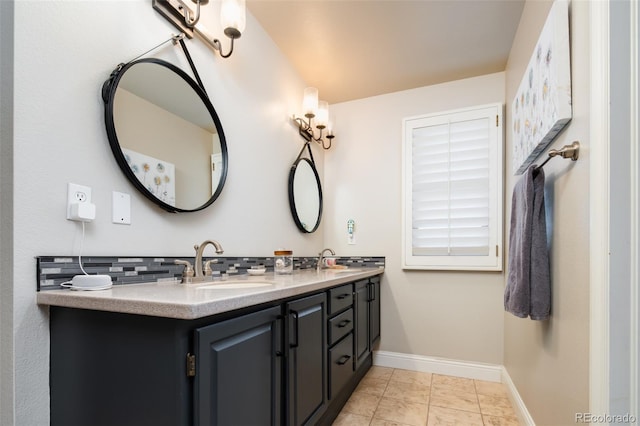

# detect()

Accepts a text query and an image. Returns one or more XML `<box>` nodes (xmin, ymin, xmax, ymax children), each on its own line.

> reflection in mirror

<box><xmin>103</xmin><ymin>59</ymin><xmax>227</xmax><ymax>212</ymax></box>
<box><xmin>288</xmin><ymin>156</ymin><xmax>322</xmax><ymax>233</ymax></box>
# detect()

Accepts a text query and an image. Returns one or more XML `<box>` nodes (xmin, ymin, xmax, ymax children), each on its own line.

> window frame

<box><xmin>401</xmin><ymin>103</ymin><xmax>504</xmax><ymax>271</ymax></box>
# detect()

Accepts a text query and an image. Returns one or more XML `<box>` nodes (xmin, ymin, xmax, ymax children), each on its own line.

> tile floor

<box><xmin>332</xmin><ymin>366</ymin><xmax>521</xmax><ymax>426</ymax></box>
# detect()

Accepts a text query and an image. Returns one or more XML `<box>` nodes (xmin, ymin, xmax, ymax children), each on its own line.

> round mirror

<box><xmin>288</xmin><ymin>157</ymin><xmax>322</xmax><ymax>233</ymax></box>
<box><xmin>102</xmin><ymin>58</ymin><xmax>228</xmax><ymax>212</ymax></box>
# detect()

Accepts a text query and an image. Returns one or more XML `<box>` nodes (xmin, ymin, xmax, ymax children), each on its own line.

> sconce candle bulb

<box><xmin>220</xmin><ymin>0</ymin><xmax>246</xmax><ymax>36</ymax></box>
<box><xmin>293</xmin><ymin>87</ymin><xmax>335</xmax><ymax>150</ymax></box>
<box><xmin>303</xmin><ymin>87</ymin><xmax>319</xmax><ymax>118</ymax></box>
<box><xmin>316</xmin><ymin>101</ymin><xmax>329</xmax><ymax>129</ymax></box>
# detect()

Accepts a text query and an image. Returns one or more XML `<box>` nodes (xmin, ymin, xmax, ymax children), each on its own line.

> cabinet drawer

<box><xmin>328</xmin><ymin>284</ymin><xmax>353</xmax><ymax>315</ymax></box>
<box><xmin>328</xmin><ymin>308</ymin><xmax>353</xmax><ymax>346</ymax></box>
<box><xmin>328</xmin><ymin>333</ymin><xmax>354</xmax><ymax>400</ymax></box>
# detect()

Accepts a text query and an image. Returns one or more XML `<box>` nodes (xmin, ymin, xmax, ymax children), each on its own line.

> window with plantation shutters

<box><xmin>402</xmin><ymin>104</ymin><xmax>503</xmax><ymax>271</ymax></box>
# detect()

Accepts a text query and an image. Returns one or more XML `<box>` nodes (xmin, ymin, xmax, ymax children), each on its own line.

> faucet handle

<box><xmin>203</xmin><ymin>259</ymin><xmax>218</xmax><ymax>276</ymax></box>
<box><xmin>174</xmin><ymin>259</ymin><xmax>194</xmax><ymax>283</ymax></box>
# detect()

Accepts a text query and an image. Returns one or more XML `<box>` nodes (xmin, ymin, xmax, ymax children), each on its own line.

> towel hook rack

<box><xmin>536</xmin><ymin>141</ymin><xmax>580</xmax><ymax>170</ymax></box>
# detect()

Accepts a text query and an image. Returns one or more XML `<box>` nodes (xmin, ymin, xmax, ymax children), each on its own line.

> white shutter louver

<box><xmin>402</xmin><ymin>104</ymin><xmax>503</xmax><ymax>271</ymax></box>
<box><xmin>411</xmin><ymin>117</ymin><xmax>490</xmax><ymax>256</ymax></box>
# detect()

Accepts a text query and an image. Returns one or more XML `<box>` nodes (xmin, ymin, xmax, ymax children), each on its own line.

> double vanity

<box><xmin>38</xmin><ymin>267</ymin><xmax>383</xmax><ymax>426</ymax></box>
<box><xmin>40</xmin><ymin>14</ymin><xmax>383</xmax><ymax>425</ymax></box>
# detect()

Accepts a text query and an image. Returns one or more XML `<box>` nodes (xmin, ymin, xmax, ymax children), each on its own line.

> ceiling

<box><xmin>247</xmin><ymin>0</ymin><xmax>526</xmax><ymax>104</ymax></box>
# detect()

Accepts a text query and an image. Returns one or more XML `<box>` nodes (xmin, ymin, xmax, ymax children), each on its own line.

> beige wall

<box><xmin>503</xmin><ymin>1</ymin><xmax>590</xmax><ymax>424</ymax></box>
<box><xmin>325</xmin><ymin>73</ymin><xmax>506</xmax><ymax>364</ymax></box>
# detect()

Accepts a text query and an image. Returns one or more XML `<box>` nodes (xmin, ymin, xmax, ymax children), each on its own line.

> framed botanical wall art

<box><xmin>123</xmin><ymin>148</ymin><xmax>176</xmax><ymax>206</ymax></box>
<box><xmin>511</xmin><ymin>0</ymin><xmax>571</xmax><ymax>175</ymax></box>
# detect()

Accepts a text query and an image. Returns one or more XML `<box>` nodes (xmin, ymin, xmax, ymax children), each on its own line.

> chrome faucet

<box><xmin>317</xmin><ymin>248</ymin><xmax>336</xmax><ymax>271</ymax></box>
<box><xmin>194</xmin><ymin>240</ymin><xmax>224</xmax><ymax>279</ymax></box>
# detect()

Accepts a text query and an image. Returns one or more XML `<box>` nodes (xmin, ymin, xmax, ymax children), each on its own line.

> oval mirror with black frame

<box><xmin>102</xmin><ymin>58</ymin><xmax>228</xmax><ymax>213</ymax></box>
<box><xmin>288</xmin><ymin>152</ymin><xmax>323</xmax><ymax>233</ymax></box>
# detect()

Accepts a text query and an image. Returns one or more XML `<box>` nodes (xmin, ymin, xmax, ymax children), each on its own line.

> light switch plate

<box><xmin>112</xmin><ymin>191</ymin><xmax>131</xmax><ymax>225</ymax></box>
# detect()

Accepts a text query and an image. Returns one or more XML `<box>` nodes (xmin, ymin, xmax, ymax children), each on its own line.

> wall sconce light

<box><xmin>292</xmin><ymin>87</ymin><xmax>335</xmax><ymax>150</ymax></box>
<box><xmin>153</xmin><ymin>0</ymin><xmax>245</xmax><ymax>58</ymax></box>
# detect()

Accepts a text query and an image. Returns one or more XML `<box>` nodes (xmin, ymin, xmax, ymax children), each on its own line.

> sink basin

<box><xmin>196</xmin><ymin>281</ymin><xmax>275</xmax><ymax>290</ymax></box>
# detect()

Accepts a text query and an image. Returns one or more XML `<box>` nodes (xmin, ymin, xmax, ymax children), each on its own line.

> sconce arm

<box><xmin>184</xmin><ymin>0</ymin><xmax>202</xmax><ymax>27</ymax></box>
<box><xmin>211</xmin><ymin>36</ymin><xmax>236</xmax><ymax>58</ymax></box>
<box><xmin>320</xmin><ymin>135</ymin><xmax>333</xmax><ymax>150</ymax></box>
<box><xmin>193</xmin><ymin>27</ymin><xmax>237</xmax><ymax>58</ymax></box>
<box><xmin>292</xmin><ymin>116</ymin><xmax>333</xmax><ymax>150</ymax></box>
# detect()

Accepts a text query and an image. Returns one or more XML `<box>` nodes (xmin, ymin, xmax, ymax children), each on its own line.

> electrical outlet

<box><xmin>67</xmin><ymin>183</ymin><xmax>92</xmax><ymax>220</ymax></box>
<box><xmin>74</xmin><ymin>191</ymin><xmax>87</xmax><ymax>202</ymax></box>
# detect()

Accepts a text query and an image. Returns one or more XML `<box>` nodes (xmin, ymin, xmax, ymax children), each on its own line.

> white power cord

<box><xmin>78</xmin><ymin>221</ymin><xmax>89</xmax><ymax>275</ymax></box>
<box><xmin>60</xmin><ymin>221</ymin><xmax>90</xmax><ymax>287</ymax></box>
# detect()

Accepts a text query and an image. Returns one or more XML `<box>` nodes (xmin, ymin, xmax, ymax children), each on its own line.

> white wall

<box><xmin>502</xmin><ymin>1</ymin><xmax>591</xmax><ymax>424</ymax></box>
<box><xmin>324</xmin><ymin>73</ymin><xmax>506</xmax><ymax>364</ymax></box>
<box><xmin>6</xmin><ymin>1</ymin><xmax>322</xmax><ymax>424</ymax></box>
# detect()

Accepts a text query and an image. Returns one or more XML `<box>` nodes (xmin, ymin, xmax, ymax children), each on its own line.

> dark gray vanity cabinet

<box><xmin>48</xmin><ymin>274</ymin><xmax>382</xmax><ymax>426</ymax></box>
<box><xmin>355</xmin><ymin>276</ymin><xmax>381</xmax><ymax>370</ymax></box>
<box><xmin>286</xmin><ymin>293</ymin><xmax>327</xmax><ymax>425</ymax></box>
<box><xmin>194</xmin><ymin>306</ymin><xmax>283</xmax><ymax>426</ymax></box>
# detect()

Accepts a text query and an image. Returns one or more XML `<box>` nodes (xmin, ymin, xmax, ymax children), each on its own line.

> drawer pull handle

<box><xmin>337</xmin><ymin>319</ymin><xmax>351</xmax><ymax>328</ymax></box>
<box><xmin>336</xmin><ymin>293</ymin><xmax>350</xmax><ymax>300</ymax></box>
<box><xmin>336</xmin><ymin>355</ymin><xmax>351</xmax><ymax>365</ymax></box>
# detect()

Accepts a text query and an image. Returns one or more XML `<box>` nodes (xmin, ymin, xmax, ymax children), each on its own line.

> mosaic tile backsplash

<box><xmin>37</xmin><ymin>255</ymin><xmax>385</xmax><ymax>291</ymax></box>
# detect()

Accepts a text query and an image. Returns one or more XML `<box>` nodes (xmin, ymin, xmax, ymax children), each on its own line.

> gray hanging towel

<box><xmin>504</xmin><ymin>164</ymin><xmax>551</xmax><ymax>320</ymax></box>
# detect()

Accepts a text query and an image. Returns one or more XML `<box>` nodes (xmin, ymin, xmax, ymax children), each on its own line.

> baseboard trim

<box><xmin>372</xmin><ymin>350</ymin><xmax>502</xmax><ymax>382</ymax></box>
<box><xmin>372</xmin><ymin>351</ymin><xmax>535</xmax><ymax>425</ymax></box>
<box><xmin>501</xmin><ymin>366</ymin><xmax>536</xmax><ymax>426</ymax></box>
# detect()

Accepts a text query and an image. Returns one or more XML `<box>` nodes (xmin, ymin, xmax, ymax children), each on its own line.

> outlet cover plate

<box><xmin>67</xmin><ymin>183</ymin><xmax>92</xmax><ymax>220</ymax></box>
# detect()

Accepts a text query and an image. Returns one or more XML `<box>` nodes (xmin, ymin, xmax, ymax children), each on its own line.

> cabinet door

<box><xmin>287</xmin><ymin>292</ymin><xmax>327</xmax><ymax>425</ymax></box>
<box><xmin>354</xmin><ymin>280</ymin><xmax>370</xmax><ymax>369</ymax></box>
<box><xmin>194</xmin><ymin>306</ymin><xmax>283</xmax><ymax>426</ymax></box>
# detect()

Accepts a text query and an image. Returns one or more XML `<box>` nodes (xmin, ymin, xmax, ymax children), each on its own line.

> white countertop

<box><xmin>37</xmin><ymin>268</ymin><xmax>383</xmax><ymax>320</ymax></box>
